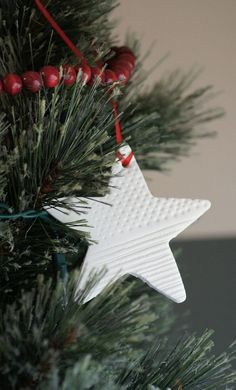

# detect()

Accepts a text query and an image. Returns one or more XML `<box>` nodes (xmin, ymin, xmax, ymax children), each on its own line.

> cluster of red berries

<box><xmin>0</xmin><ymin>46</ymin><xmax>136</xmax><ymax>96</ymax></box>
<box><xmin>105</xmin><ymin>46</ymin><xmax>136</xmax><ymax>83</ymax></box>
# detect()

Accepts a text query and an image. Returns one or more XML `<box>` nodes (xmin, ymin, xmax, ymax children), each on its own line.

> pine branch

<box><xmin>120</xmin><ymin>69</ymin><xmax>224</xmax><ymax>170</ymax></box>
<box><xmin>1</xmin><ymin>80</ymin><xmax>117</xmax><ymax>211</ymax></box>
<box><xmin>0</xmin><ymin>76</ymin><xmax>119</xmax><ymax>284</ymax></box>
<box><xmin>39</xmin><ymin>357</ymin><xmax>121</xmax><ymax>390</ymax></box>
<box><xmin>0</xmin><ymin>274</ymin><xmax>235</xmax><ymax>389</ymax></box>
<box><xmin>119</xmin><ymin>331</ymin><xmax>236</xmax><ymax>389</ymax></box>
<box><xmin>0</xmin><ymin>1</ymin><xmax>222</xmax><ymax>174</ymax></box>
<box><xmin>0</xmin><ymin>0</ymin><xmax>118</xmax><ymax>73</ymax></box>
<box><xmin>0</xmin><ymin>78</ymin><xmax>119</xmax><ymax>298</ymax></box>
<box><xmin>0</xmin><ymin>273</ymin><xmax>172</xmax><ymax>388</ymax></box>
<box><xmin>0</xmin><ymin>217</ymin><xmax>88</xmax><ymax>304</ymax></box>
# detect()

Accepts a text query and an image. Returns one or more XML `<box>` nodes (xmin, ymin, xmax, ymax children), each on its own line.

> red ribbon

<box><xmin>111</xmin><ymin>98</ymin><xmax>134</xmax><ymax>166</ymax></box>
<box><xmin>34</xmin><ymin>0</ymin><xmax>133</xmax><ymax>167</ymax></box>
<box><xmin>34</xmin><ymin>0</ymin><xmax>86</xmax><ymax>64</ymax></box>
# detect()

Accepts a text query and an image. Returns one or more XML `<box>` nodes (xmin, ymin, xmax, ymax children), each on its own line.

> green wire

<box><xmin>0</xmin><ymin>203</ymin><xmax>68</xmax><ymax>281</ymax></box>
<box><xmin>0</xmin><ymin>203</ymin><xmax>50</xmax><ymax>221</ymax></box>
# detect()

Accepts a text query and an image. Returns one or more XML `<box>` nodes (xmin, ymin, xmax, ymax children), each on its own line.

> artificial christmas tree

<box><xmin>0</xmin><ymin>1</ymin><xmax>235</xmax><ymax>389</ymax></box>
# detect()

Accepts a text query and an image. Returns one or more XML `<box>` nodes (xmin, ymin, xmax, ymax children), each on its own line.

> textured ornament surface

<box><xmin>48</xmin><ymin>147</ymin><xmax>211</xmax><ymax>303</ymax></box>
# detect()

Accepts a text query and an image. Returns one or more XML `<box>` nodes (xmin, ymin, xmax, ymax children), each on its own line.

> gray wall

<box><xmin>172</xmin><ymin>238</ymin><xmax>236</xmax><ymax>362</ymax></box>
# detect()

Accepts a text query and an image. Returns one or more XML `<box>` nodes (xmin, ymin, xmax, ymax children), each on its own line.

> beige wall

<box><xmin>114</xmin><ymin>0</ymin><xmax>236</xmax><ymax>238</ymax></box>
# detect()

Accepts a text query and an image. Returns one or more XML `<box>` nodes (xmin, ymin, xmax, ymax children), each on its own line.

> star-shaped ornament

<box><xmin>49</xmin><ymin>146</ymin><xmax>210</xmax><ymax>303</ymax></box>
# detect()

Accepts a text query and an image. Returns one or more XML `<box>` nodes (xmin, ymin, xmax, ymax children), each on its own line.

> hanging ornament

<box><xmin>48</xmin><ymin>146</ymin><xmax>210</xmax><ymax>304</ymax></box>
<box><xmin>33</xmin><ymin>0</ymin><xmax>210</xmax><ymax>305</ymax></box>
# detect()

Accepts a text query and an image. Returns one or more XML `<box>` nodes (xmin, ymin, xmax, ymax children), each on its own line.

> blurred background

<box><xmin>114</xmin><ymin>0</ymin><xmax>236</xmax><ymax>358</ymax></box>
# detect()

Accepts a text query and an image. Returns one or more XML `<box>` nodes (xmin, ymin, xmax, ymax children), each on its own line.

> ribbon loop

<box><xmin>111</xmin><ymin>98</ymin><xmax>134</xmax><ymax>167</ymax></box>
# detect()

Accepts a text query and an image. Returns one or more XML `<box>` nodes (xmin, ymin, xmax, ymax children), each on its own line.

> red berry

<box><xmin>40</xmin><ymin>66</ymin><xmax>60</xmax><ymax>88</ymax></box>
<box><xmin>118</xmin><ymin>53</ymin><xmax>136</xmax><ymax>66</ymax></box>
<box><xmin>112</xmin><ymin>66</ymin><xmax>130</xmax><ymax>83</ymax></box>
<box><xmin>63</xmin><ymin>65</ymin><xmax>76</xmax><ymax>87</ymax></box>
<box><xmin>115</xmin><ymin>46</ymin><xmax>135</xmax><ymax>56</ymax></box>
<box><xmin>3</xmin><ymin>74</ymin><xmax>23</xmax><ymax>95</ymax></box>
<box><xmin>109</xmin><ymin>59</ymin><xmax>134</xmax><ymax>73</ymax></box>
<box><xmin>89</xmin><ymin>67</ymin><xmax>105</xmax><ymax>85</ymax></box>
<box><xmin>0</xmin><ymin>80</ymin><xmax>3</xmax><ymax>94</ymax></box>
<box><xmin>104</xmin><ymin>69</ymin><xmax>117</xmax><ymax>84</ymax></box>
<box><xmin>75</xmin><ymin>63</ymin><xmax>92</xmax><ymax>83</ymax></box>
<box><xmin>22</xmin><ymin>71</ymin><xmax>42</xmax><ymax>93</ymax></box>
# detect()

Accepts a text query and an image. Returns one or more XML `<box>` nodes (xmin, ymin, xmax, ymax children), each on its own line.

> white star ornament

<box><xmin>49</xmin><ymin>147</ymin><xmax>211</xmax><ymax>304</ymax></box>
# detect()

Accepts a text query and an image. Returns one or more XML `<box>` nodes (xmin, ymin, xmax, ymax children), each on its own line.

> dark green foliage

<box><xmin>0</xmin><ymin>274</ymin><xmax>171</xmax><ymax>388</ymax></box>
<box><xmin>0</xmin><ymin>274</ymin><xmax>235</xmax><ymax>389</ymax></box>
<box><xmin>0</xmin><ymin>0</ymin><xmax>117</xmax><ymax>72</ymax></box>
<box><xmin>119</xmin><ymin>333</ymin><xmax>236</xmax><ymax>389</ymax></box>
<box><xmin>0</xmin><ymin>216</ymin><xmax>88</xmax><ymax>304</ymax></box>
<box><xmin>0</xmin><ymin>0</ymin><xmax>223</xmax><ymax>173</ymax></box>
<box><xmin>0</xmin><ymin>0</ymin><xmax>121</xmax><ymax>296</ymax></box>
<box><xmin>0</xmin><ymin>78</ymin><xmax>117</xmax><ymax>299</ymax></box>
<box><xmin>1</xmin><ymin>82</ymin><xmax>116</xmax><ymax>211</ymax></box>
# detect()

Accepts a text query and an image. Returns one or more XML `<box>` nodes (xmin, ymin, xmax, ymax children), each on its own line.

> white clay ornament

<box><xmin>49</xmin><ymin>146</ymin><xmax>211</xmax><ymax>303</ymax></box>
